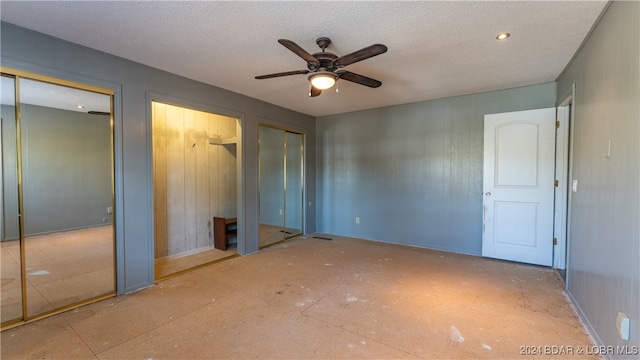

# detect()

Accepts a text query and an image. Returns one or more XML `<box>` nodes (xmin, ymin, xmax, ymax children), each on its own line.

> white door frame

<box><xmin>554</xmin><ymin>88</ymin><xmax>574</xmax><ymax>270</ymax></box>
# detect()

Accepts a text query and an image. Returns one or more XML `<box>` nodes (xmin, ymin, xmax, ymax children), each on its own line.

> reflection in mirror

<box><xmin>285</xmin><ymin>131</ymin><xmax>303</xmax><ymax>237</ymax></box>
<box><xmin>1</xmin><ymin>75</ymin><xmax>23</xmax><ymax>324</ymax></box>
<box><xmin>259</xmin><ymin>126</ymin><xmax>304</xmax><ymax>248</ymax></box>
<box><xmin>259</xmin><ymin>126</ymin><xmax>286</xmax><ymax>247</ymax></box>
<box><xmin>18</xmin><ymin>79</ymin><xmax>114</xmax><ymax>318</ymax></box>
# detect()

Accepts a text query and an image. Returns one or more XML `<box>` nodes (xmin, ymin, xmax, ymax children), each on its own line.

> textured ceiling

<box><xmin>0</xmin><ymin>1</ymin><xmax>607</xmax><ymax>117</ymax></box>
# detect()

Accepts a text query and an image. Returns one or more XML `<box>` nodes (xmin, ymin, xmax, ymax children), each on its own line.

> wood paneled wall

<box><xmin>152</xmin><ymin>102</ymin><xmax>236</xmax><ymax>258</ymax></box>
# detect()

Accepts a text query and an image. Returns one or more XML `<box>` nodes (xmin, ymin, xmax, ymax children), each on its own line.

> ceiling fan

<box><xmin>255</xmin><ymin>37</ymin><xmax>388</xmax><ymax>97</ymax></box>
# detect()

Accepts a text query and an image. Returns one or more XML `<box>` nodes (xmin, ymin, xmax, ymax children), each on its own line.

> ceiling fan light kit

<box><xmin>309</xmin><ymin>72</ymin><xmax>337</xmax><ymax>90</ymax></box>
<box><xmin>255</xmin><ymin>37</ymin><xmax>387</xmax><ymax>97</ymax></box>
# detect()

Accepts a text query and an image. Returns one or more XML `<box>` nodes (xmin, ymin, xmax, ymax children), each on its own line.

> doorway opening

<box><xmin>554</xmin><ymin>92</ymin><xmax>574</xmax><ymax>280</ymax></box>
<box><xmin>152</xmin><ymin>101</ymin><xmax>240</xmax><ymax>281</ymax></box>
<box><xmin>259</xmin><ymin>124</ymin><xmax>304</xmax><ymax>248</ymax></box>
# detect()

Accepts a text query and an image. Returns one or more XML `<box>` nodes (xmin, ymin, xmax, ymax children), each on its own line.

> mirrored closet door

<box><xmin>259</xmin><ymin>125</ymin><xmax>303</xmax><ymax>248</ymax></box>
<box><xmin>1</xmin><ymin>71</ymin><xmax>115</xmax><ymax>327</ymax></box>
<box><xmin>1</xmin><ymin>75</ymin><xmax>23</xmax><ymax>324</ymax></box>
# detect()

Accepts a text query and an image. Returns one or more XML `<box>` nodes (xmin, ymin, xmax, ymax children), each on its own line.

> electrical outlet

<box><xmin>617</xmin><ymin>312</ymin><xmax>630</xmax><ymax>341</ymax></box>
<box><xmin>355</xmin><ymin>217</ymin><xmax>360</xmax><ymax>224</ymax></box>
<box><xmin>279</xmin><ymin>209</ymin><xmax>283</xmax><ymax>215</ymax></box>
<box><xmin>107</xmin><ymin>207</ymin><xmax>113</xmax><ymax>214</ymax></box>
<box><xmin>308</xmin><ymin>201</ymin><xmax>312</xmax><ymax>206</ymax></box>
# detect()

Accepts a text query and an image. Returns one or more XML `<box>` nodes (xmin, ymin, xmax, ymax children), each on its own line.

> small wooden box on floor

<box><xmin>213</xmin><ymin>217</ymin><xmax>237</xmax><ymax>250</ymax></box>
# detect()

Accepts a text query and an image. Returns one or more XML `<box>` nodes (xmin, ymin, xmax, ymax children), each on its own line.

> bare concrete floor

<box><xmin>1</xmin><ymin>234</ymin><xmax>598</xmax><ymax>359</ymax></box>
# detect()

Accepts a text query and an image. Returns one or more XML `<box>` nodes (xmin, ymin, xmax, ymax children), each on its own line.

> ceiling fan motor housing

<box><xmin>309</xmin><ymin>52</ymin><xmax>338</xmax><ymax>72</ymax></box>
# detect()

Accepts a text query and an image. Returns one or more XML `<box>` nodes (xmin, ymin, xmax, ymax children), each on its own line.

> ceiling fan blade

<box><xmin>334</xmin><ymin>44</ymin><xmax>387</xmax><ymax>68</ymax></box>
<box><xmin>255</xmin><ymin>70</ymin><xmax>310</xmax><ymax>79</ymax></box>
<box><xmin>337</xmin><ymin>71</ymin><xmax>382</xmax><ymax>88</ymax></box>
<box><xmin>309</xmin><ymin>86</ymin><xmax>322</xmax><ymax>97</ymax></box>
<box><xmin>278</xmin><ymin>39</ymin><xmax>320</xmax><ymax>68</ymax></box>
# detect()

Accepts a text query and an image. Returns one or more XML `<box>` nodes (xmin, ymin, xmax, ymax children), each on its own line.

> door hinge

<box><xmin>554</xmin><ymin>179</ymin><xmax>559</xmax><ymax>187</ymax></box>
<box><xmin>556</xmin><ymin>120</ymin><xmax>560</xmax><ymax>128</ymax></box>
<box><xmin>553</xmin><ymin>237</ymin><xmax>558</xmax><ymax>246</ymax></box>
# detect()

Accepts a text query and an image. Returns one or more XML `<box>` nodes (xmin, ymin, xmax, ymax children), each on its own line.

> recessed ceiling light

<box><xmin>76</xmin><ymin>105</ymin><xmax>84</xmax><ymax>109</ymax></box>
<box><xmin>496</xmin><ymin>32</ymin><xmax>511</xmax><ymax>41</ymax></box>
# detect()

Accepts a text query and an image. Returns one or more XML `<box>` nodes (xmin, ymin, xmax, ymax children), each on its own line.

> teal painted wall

<box><xmin>316</xmin><ymin>82</ymin><xmax>556</xmax><ymax>254</ymax></box>
<box><xmin>556</xmin><ymin>1</ymin><xmax>639</xmax><ymax>350</ymax></box>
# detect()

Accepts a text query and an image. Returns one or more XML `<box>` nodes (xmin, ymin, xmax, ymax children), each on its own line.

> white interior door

<box><xmin>482</xmin><ymin>108</ymin><xmax>556</xmax><ymax>266</ymax></box>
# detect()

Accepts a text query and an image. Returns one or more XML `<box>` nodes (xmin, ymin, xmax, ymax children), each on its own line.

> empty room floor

<box><xmin>1</xmin><ymin>234</ymin><xmax>597</xmax><ymax>359</ymax></box>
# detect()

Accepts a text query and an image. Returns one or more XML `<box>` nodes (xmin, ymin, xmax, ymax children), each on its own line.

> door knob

<box><xmin>485</xmin><ymin>192</ymin><xmax>492</xmax><ymax>196</ymax></box>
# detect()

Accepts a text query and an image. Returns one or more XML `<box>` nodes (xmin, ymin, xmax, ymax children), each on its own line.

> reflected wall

<box><xmin>259</xmin><ymin>125</ymin><xmax>303</xmax><ymax>247</ymax></box>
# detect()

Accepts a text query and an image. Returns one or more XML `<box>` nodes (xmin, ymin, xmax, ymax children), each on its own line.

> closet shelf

<box><xmin>209</xmin><ymin>136</ymin><xmax>237</xmax><ymax>145</ymax></box>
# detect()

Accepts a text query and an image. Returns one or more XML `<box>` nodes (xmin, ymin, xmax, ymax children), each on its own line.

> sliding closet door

<box><xmin>0</xmin><ymin>72</ymin><xmax>115</xmax><ymax>326</ymax></box>
<box><xmin>259</xmin><ymin>125</ymin><xmax>304</xmax><ymax>248</ymax></box>
<box><xmin>259</xmin><ymin>126</ymin><xmax>286</xmax><ymax>246</ymax></box>
<box><xmin>20</xmin><ymin>79</ymin><xmax>115</xmax><ymax>318</ymax></box>
<box><xmin>285</xmin><ymin>131</ymin><xmax>303</xmax><ymax>237</ymax></box>
<box><xmin>1</xmin><ymin>75</ymin><xmax>23</xmax><ymax>324</ymax></box>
